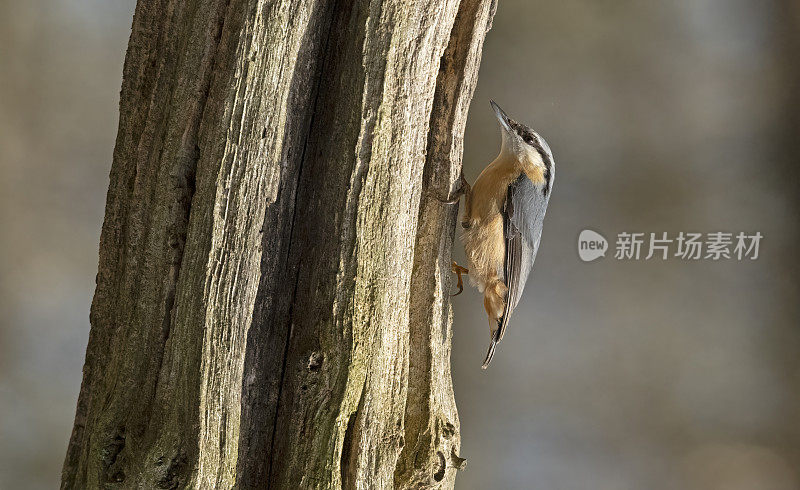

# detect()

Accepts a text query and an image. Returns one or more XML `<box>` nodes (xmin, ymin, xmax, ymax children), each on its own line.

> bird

<box><xmin>441</xmin><ymin>100</ymin><xmax>554</xmax><ymax>368</ymax></box>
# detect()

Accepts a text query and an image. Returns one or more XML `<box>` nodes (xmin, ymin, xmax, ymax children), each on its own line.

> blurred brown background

<box><xmin>1</xmin><ymin>1</ymin><xmax>798</xmax><ymax>488</ymax></box>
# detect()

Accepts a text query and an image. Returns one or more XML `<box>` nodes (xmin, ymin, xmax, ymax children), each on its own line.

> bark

<box><xmin>62</xmin><ymin>0</ymin><xmax>496</xmax><ymax>488</ymax></box>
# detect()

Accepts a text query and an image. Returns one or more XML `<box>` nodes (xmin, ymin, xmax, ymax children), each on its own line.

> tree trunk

<box><xmin>62</xmin><ymin>0</ymin><xmax>496</xmax><ymax>488</ymax></box>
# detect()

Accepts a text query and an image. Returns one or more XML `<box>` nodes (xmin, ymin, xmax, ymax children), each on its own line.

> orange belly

<box><xmin>461</xmin><ymin>156</ymin><xmax>520</xmax><ymax>291</ymax></box>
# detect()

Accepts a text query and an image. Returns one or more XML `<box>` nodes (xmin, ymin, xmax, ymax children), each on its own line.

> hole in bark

<box><xmin>433</xmin><ymin>451</ymin><xmax>446</xmax><ymax>481</ymax></box>
<box><xmin>102</xmin><ymin>427</ymin><xmax>126</xmax><ymax>483</ymax></box>
<box><xmin>103</xmin><ymin>429</ymin><xmax>125</xmax><ymax>463</ymax></box>
<box><xmin>156</xmin><ymin>451</ymin><xmax>187</xmax><ymax>489</ymax></box>
<box><xmin>261</xmin><ymin>127</ymin><xmax>267</xmax><ymax>139</ymax></box>
<box><xmin>442</xmin><ymin>421</ymin><xmax>456</xmax><ymax>439</ymax></box>
<box><xmin>307</xmin><ymin>352</ymin><xmax>324</xmax><ymax>371</ymax></box>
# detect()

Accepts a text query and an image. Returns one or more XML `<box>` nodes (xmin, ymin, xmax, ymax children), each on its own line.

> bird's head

<box><xmin>491</xmin><ymin>100</ymin><xmax>554</xmax><ymax>176</ymax></box>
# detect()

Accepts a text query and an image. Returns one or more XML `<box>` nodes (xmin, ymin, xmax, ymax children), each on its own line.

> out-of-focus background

<box><xmin>1</xmin><ymin>1</ymin><xmax>798</xmax><ymax>488</ymax></box>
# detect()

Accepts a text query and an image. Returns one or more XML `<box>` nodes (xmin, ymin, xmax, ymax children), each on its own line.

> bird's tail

<box><xmin>481</xmin><ymin>336</ymin><xmax>497</xmax><ymax>369</ymax></box>
<box><xmin>482</xmin><ymin>317</ymin><xmax>504</xmax><ymax>369</ymax></box>
<box><xmin>482</xmin><ymin>279</ymin><xmax>507</xmax><ymax>369</ymax></box>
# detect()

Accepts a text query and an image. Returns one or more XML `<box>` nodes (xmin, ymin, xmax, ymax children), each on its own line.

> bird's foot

<box><xmin>431</xmin><ymin>174</ymin><xmax>470</xmax><ymax>204</ymax></box>
<box><xmin>450</xmin><ymin>261</ymin><xmax>469</xmax><ymax>296</ymax></box>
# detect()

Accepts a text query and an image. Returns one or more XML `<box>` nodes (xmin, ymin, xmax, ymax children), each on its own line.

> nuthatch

<box><xmin>442</xmin><ymin>101</ymin><xmax>554</xmax><ymax>368</ymax></box>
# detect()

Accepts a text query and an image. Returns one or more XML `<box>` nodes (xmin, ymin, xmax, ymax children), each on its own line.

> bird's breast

<box><xmin>470</xmin><ymin>158</ymin><xmax>521</xmax><ymax>224</ymax></box>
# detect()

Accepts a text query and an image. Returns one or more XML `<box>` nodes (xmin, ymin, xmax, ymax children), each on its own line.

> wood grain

<box><xmin>62</xmin><ymin>0</ymin><xmax>496</xmax><ymax>488</ymax></box>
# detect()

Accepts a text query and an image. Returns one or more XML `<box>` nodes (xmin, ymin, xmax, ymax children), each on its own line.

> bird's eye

<box><xmin>523</xmin><ymin>136</ymin><xmax>534</xmax><ymax>145</ymax></box>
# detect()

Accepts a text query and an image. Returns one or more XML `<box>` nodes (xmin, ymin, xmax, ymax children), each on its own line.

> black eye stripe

<box><xmin>508</xmin><ymin>117</ymin><xmax>555</xmax><ymax>181</ymax></box>
<box><xmin>508</xmin><ymin>119</ymin><xmax>537</xmax><ymax>145</ymax></box>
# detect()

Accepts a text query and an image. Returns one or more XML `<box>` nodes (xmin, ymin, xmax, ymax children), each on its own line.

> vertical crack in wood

<box><xmin>191</xmin><ymin>0</ymin><xmax>341</xmax><ymax>485</ymax></box>
<box><xmin>263</xmin><ymin>3</ymin><xmax>342</xmax><ymax>484</ymax></box>
<box><xmin>232</xmin><ymin>0</ymin><xmax>350</xmax><ymax>488</ymax></box>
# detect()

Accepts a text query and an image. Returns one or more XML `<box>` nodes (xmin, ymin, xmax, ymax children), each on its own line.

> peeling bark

<box><xmin>63</xmin><ymin>0</ymin><xmax>495</xmax><ymax>488</ymax></box>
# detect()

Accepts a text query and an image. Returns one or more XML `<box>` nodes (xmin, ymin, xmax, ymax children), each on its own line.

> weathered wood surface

<box><xmin>63</xmin><ymin>0</ymin><xmax>496</xmax><ymax>488</ymax></box>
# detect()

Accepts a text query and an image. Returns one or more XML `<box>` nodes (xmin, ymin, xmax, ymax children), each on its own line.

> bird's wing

<box><xmin>483</xmin><ymin>173</ymin><xmax>551</xmax><ymax>368</ymax></box>
<box><xmin>504</xmin><ymin>173</ymin><xmax>551</xmax><ymax>319</ymax></box>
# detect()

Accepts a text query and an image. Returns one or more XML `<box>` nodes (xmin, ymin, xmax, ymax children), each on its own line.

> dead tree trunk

<box><xmin>62</xmin><ymin>0</ymin><xmax>496</xmax><ymax>488</ymax></box>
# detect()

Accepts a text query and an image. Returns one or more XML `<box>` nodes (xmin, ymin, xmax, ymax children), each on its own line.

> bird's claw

<box><xmin>450</xmin><ymin>261</ymin><xmax>469</xmax><ymax>296</ymax></box>
<box><xmin>431</xmin><ymin>175</ymin><xmax>470</xmax><ymax>204</ymax></box>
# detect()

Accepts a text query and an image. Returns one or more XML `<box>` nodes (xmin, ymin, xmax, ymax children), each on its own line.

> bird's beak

<box><xmin>490</xmin><ymin>100</ymin><xmax>513</xmax><ymax>133</ymax></box>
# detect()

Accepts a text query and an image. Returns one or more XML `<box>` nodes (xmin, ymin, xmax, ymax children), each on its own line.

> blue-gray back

<box><xmin>498</xmin><ymin>170</ymin><xmax>553</xmax><ymax>340</ymax></box>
